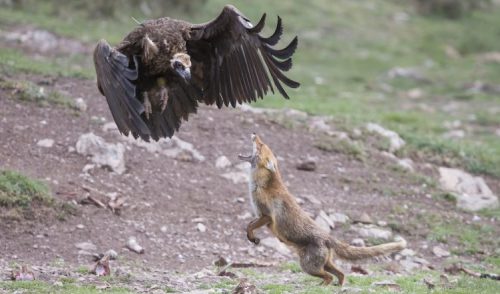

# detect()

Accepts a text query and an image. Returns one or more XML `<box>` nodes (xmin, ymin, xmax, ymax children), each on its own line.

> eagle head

<box><xmin>170</xmin><ymin>53</ymin><xmax>191</xmax><ymax>82</ymax></box>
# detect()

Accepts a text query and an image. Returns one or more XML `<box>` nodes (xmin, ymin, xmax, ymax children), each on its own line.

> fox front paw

<box><xmin>247</xmin><ymin>235</ymin><xmax>260</xmax><ymax>245</ymax></box>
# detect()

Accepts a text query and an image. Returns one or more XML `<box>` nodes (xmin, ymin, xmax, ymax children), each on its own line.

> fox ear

<box><xmin>265</xmin><ymin>159</ymin><xmax>276</xmax><ymax>172</ymax></box>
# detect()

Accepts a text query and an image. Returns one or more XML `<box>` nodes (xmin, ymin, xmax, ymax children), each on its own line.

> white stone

<box><xmin>215</xmin><ymin>156</ymin><xmax>232</xmax><ymax>169</ymax></box>
<box><xmin>329</xmin><ymin>212</ymin><xmax>349</xmax><ymax>224</ymax></box>
<box><xmin>365</xmin><ymin>123</ymin><xmax>405</xmax><ymax>152</ymax></box>
<box><xmin>121</xmin><ymin>135</ymin><xmax>204</xmax><ymax>162</ymax></box>
<box><xmin>76</xmin><ymin>224</ymin><xmax>85</xmax><ymax>230</ymax></box>
<box><xmin>397</xmin><ymin>158</ymin><xmax>414</xmax><ymax>171</ymax></box>
<box><xmin>399</xmin><ymin>259</ymin><xmax>421</xmax><ymax>272</ymax></box>
<box><xmin>260</xmin><ymin>237</ymin><xmax>291</xmax><ymax>256</ymax></box>
<box><xmin>74</xmin><ymin>98</ymin><xmax>87</xmax><ymax>112</ymax></box>
<box><xmin>308</xmin><ymin>116</ymin><xmax>333</xmax><ymax>134</ymax></box>
<box><xmin>351</xmin><ymin>238</ymin><xmax>365</xmax><ymax>247</ymax></box>
<box><xmin>432</xmin><ymin>246</ymin><xmax>450</xmax><ymax>258</ymax></box>
<box><xmin>76</xmin><ymin>133</ymin><xmax>126</xmax><ymax>174</ymax></box>
<box><xmin>197</xmin><ymin>223</ymin><xmax>207</xmax><ymax>233</ymax></box>
<box><xmin>353</xmin><ymin>225</ymin><xmax>393</xmax><ymax>241</ymax></box>
<box><xmin>221</xmin><ymin>171</ymin><xmax>248</xmax><ymax>184</ymax></box>
<box><xmin>315</xmin><ymin>210</ymin><xmax>334</xmax><ymax>233</ymax></box>
<box><xmin>36</xmin><ymin>138</ymin><xmax>54</xmax><ymax>148</ymax></box>
<box><xmin>400</xmin><ymin>248</ymin><xmax>416</xmax><ymax>257</ymax></box>
<box><xmin>387</xmin><ymin>67</ymin><xmax>425</xmax><ymax>81</ymax></box>
<box><xmin>438</xmin><ymin>167</ymin><xmax>498</xmax><ymax>211</ymax></box>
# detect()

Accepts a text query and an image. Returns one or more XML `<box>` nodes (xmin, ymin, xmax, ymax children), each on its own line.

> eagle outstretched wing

<box><xmin>188</xmin><ymin>4</ymin><xmax>300</xmax><ymax>108</ymax></box>
<box><xmin>93</xmin><ymin>40</ymin><xmax>150</xmax><ymax>139</ymax></box>
<box><xmin>93</xmin><ymin>5</ymin><xmax>300</xmax><ymax>141</ymax></box>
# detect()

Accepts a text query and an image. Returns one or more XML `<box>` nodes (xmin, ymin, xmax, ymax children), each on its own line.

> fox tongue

<box><xmin>238</xmin><ymin>154</ymin><xmax>252</xmax><ymax>162</ymax></box>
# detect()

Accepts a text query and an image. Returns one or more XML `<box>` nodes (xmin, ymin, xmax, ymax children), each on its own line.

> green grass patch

<box><xmin>428</xmin><ymin>222</ymin><xmax>497</xmax><ymax>255</ymax></box>
<box><xmin>280</xmin><ymin>261</ymin><xmax>302</xmax><ymax>273</ymax></box>
<box><xmin>314</xmin><ymin>136</ymin><xmax>366</xmax><ymax>161</ymax></box>
<box><xmin>0</xmin><ymin>170</ymin><xmax>52</xmax><ymax>208</ymax></box>
<box><xmin>261</xmin><ymin>283</ymin><xmax>294</xmax><ymax>294</ymax></box>
<box><xmin>0</xmin><ymin>79</ymin><xmax>77</xmax><ymax>109</ymax></box>
<box><xmin>0</xmin><ymin>48</ymin><xmax>93</xmax><ymax>78</ymax></box>
<box><xmin>0</xmin><ymin>281</ymin><xmax>132</xmax><ymax>294</ymax></box>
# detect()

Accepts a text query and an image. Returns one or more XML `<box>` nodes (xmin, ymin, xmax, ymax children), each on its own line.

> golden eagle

<box><xmin>94</xmin><ymin>5</ymin><xmax>299</xmax><ymax>141</ymax></box>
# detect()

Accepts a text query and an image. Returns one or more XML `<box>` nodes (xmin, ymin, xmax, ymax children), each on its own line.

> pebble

<box><xmin>197</xmin><ymin>223</ymin><xmax>207</xmax><ymax>233</ymax></box>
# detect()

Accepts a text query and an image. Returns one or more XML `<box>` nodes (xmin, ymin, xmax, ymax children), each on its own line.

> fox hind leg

<box><xmin>299</xmin><ymin>244</ymin><xmax>333</xmax><ymax>286</ymax></box>
<box><xmin>325</xmin><ymin>259</ymin><xmax>345</xmax><ymax>286</ymax></box>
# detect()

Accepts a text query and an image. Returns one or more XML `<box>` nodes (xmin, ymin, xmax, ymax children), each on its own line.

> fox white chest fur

<box><xmin>247</xmin><ymin>139</ymin><xmax>259</xmax><ymax>216</ymax></box>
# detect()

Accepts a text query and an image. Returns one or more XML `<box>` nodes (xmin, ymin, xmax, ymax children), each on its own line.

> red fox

<box><xmin>238</xmin><ymin>134</ymin><xmax>406</xmax><ymax>286</ymax></box>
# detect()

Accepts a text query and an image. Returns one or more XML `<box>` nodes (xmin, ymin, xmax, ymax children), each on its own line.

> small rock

<box><xmin>105</xmin><ymin>249</ymin><xmax>118</xmax><ymax>260</ymax></box>
<box><xmin>126</xmin><ymin>237</ymin><xmax>144</xmax><ymax>254</ymax></box>
<box><xmin>365</xmin><ymin>123</ymin><xmax>405</xmax><ymax>152</ymax></box>
<box><xmin>400</xmin><ymin>248</ymin><xmax>416</xmax><ymax>257</ymax></box>
<box><xmin>76</xmin><ymin>224</ymin><xmax>85</xmax><ymax>230</ymax></box>
<box><xmin>36</xmin><ymin>138</ymin><xmax>54</xmax><ymax>148</ymax></box>
<box><xmin>377</xmin><ymin>220</ymin><xmax>388</xmax><ymax>227</ymax></box>
<box><xmin>53</xmin><ymin>281</ymin><xmax>63</xmax><ymax>287</ymax></box>
<box><xmin>387</xmin><ymin>67</ymin><xmax>426</xmax><ymax>82</ymax></box>
<box><xmin>372</xmin><ymin>280</ymin><xmax>401</xmax><ymax>291</ymax></box>
<box><xmin>296</xmin><ymin>160</ymin><xmax>317</xmax><ymax>172</ymax></box>
<box><xmin>221</xmin><ymin>171</ymin><xmax>248</xmax><ymax>184</ymax></box>
<box><xmin>76</xmin><ymin>133</ymin><xmax>125</xmax><ymax>174</ymax></box>
<box><xmin>76</xmin><ymin>242</ymin><xmax>97</xmax><ymax>252</ymax></box>
<box><xmin>399</xmin><ymin>259</ymin><xmax>421</xmax><ymax>272</ymax></box>
<box><xmin>432</xmin><ymin>246</ymin><xmax>450</xmax><ymax>258</ymax></box>
<box><xmin>197</xmin><ymin>223</ymin><xmax>207</xmax><ymax>233</ymax></box>
<box><xmin>160</xmin><ymin>226</ymin><xmax>167</xmax><ymax>233</ymax></box>
<box><xmin>353</xmin><ymin>225</ymin><xmax>392</xmax><ymax>241</ymax></box>
<box><xmin>329</xmin><ymin>212</ymin><xmax>349</xmax><ymax>224</ymax></box>
<box><xmin>308</xmin><ymin>116</ymin><xmax>333</xmax><ymax>134</ymax></box>
<box><xmin>397</xmin><ymin>158</ymin><xmax>414</xmax><ymax>171</ymax></box>
<box><xmin>82</xmin><ymin>164</ymin><xmax>95</xmax><ymax>174</ymax></box>
<box><xmin>413</xmin><ymin>257</ymin><xmax>430</xmax><ymax>266</ymax></box>
<box><xmin>237</xmin><ymin>212</ymin><xmax>252</xmax><ymax>220</ymax></box>
<box><xmin>260</xmin><ymin>237</ymin><xmax>291</xmax><ymax>256</ymax></box>
<box><xmin>74</xmin><ymin>98</ymin><xmax>87</xmax><ymax>112</ymax></box>
<box><xmin>438</xmin><ymin>167</ymin><xmax>498</xmax><ymax>211</ymax></box>
<box><xmin>351</xmin><ymin>238</ymin><xmax>365</xmax><ymax>247</ymax></box>
<box><xmin>215</xmin><ymin>156</ymin><xmax>232</xmax><ymax>169</ymax></box>
<box><xmin>354</xmin><ymin>213</ymin><xmax>373</xmax><ymax>224</ymax></box>
<box><xmin>232</xmin><ymin>278</ymin><xmax>258</xmax><ymax>294</ymax></box>
<box><xmin>315</xmin><ymin>210</ymin><xmax>334</xmax><ymax>233</ymax></box>
<box><xmin>406</xmin><ymin>88</ymin><xmax>423</xmax><ymax>99</ymax></box>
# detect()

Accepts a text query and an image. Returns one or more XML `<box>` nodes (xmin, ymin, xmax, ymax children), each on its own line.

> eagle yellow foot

<box><xmin>143</xmin><ymin>92</ymin><xmax>152</xmax><ymax>120</ymax></box>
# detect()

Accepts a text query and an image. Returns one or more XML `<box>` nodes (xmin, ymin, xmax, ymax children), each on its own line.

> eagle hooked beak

<box><xmin>175</xmin><ymin>63</ymin><xmax>191</xmax><ymax>81</ymax></box>
<box><xmin>171</xmin><ymin>54</ymin><xmax>192</xmax><ymax>82</ymax></box>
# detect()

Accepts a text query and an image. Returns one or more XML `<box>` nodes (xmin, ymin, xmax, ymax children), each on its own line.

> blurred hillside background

<box><xmin>1</xmin><ymin>0</ymin><xmax>499</xmax><ymax>178</ymax></box>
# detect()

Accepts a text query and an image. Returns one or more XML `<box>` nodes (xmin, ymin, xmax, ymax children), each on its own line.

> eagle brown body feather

<box><xmin>94</xmin><ymin>5</ymin><xmax>300</xmax><ymax>141</ymax></box>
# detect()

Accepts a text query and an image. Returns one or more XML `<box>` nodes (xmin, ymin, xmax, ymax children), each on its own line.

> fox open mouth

<box><xmin>238</xmin><ymin>154</ymin><xmax>253</xmax><ymax>162</ymax></box>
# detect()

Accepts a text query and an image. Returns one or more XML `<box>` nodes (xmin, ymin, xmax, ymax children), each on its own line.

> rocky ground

<box><xmin>0</xmin><ymin>25</ymin><xmax>499</xmax><ymax>293</ymax></box>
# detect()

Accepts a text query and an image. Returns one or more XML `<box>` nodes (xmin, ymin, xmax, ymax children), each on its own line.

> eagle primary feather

<box><xmin>93</xmin><ymin>5</ymin><xmax>300</xmax><ymax>141</ymax></box>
